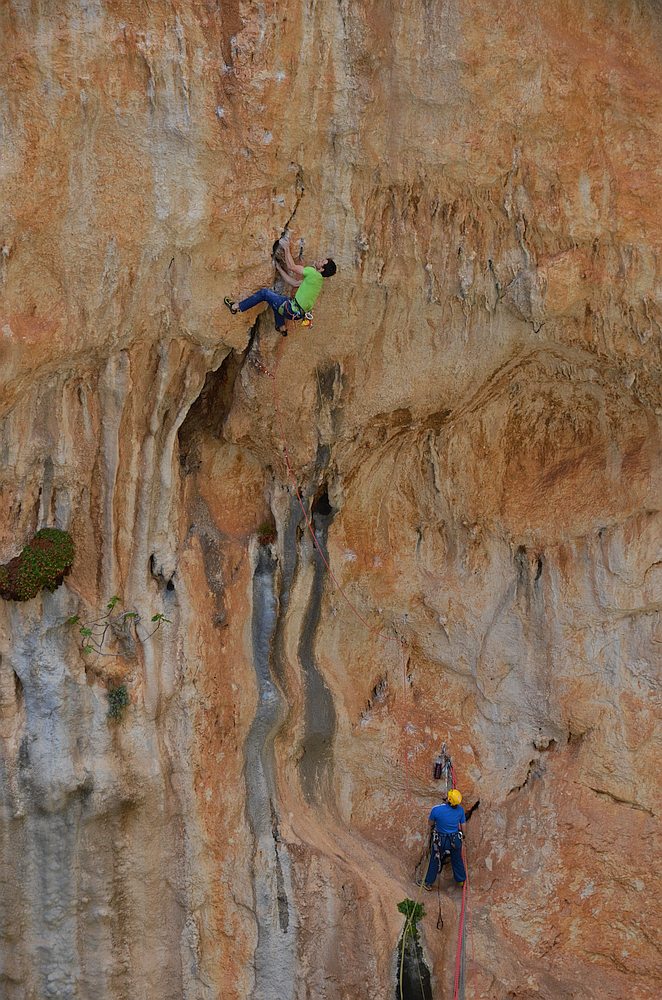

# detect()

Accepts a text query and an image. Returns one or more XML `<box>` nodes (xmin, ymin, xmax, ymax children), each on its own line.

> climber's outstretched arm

<box><xmin>281</xmin><ymin>239</ymin><xmax>305</xmax><ymax>278</ymax></box>
<box><xmin>275</xmin><ymin>262</ymin><xmax>301</xmax><ymax>288</ymax></box>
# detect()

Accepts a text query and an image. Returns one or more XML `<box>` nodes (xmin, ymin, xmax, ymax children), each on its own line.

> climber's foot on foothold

<box><xmin>278</xmin><ymin>327</ymin><xmax>288</xmax><ymax>337</ymax></box>
<box><xmin>224</xmin><ymin>296</ymin><xmax>239</xmax><ymax>315</ymax></box>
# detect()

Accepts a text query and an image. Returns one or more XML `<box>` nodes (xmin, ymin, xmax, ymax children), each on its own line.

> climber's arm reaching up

<box><xmin>281</xmin><ymin>239</ymin><xmax>305</xmax><ymax>279</ymax></box>
<box><xmin>275</xmin><ymin>261</ymin><xmax>302</xmax><ymax>288</ymax></box>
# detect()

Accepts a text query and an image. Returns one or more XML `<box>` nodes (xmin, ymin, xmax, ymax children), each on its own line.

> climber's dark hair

<box><xmin>321</xmin><ymin>259</ymin><xmax>337</xmax><ymax>278</ymax></box>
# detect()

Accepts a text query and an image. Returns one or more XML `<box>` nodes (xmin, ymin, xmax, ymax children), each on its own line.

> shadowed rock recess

<box><xmin>0</xmin><ymin>2</ymin><xmax>660</xmax><ymax>998</ymax></box>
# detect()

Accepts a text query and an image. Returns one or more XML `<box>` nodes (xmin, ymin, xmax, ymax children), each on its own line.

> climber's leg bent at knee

<box><xmin>224</xmin><ymin>288</ymin><xmax>288</xmax><ymax>331</ymax></box>
<box><xmin>235</xmin><ymin>287</ymin><xmax>289</xmax><ymax>331</ymax></box>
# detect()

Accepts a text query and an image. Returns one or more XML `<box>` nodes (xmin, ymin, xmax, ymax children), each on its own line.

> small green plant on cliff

<box><xmin>397</xmin><ymin>898</ymin><xmax>424</xmax><ymax>941</ymax></box>
<box><xmin>66</xmin><ymin>595</ymin><xmax>171</xmax><ymax>657</ymax></box>
<box><xmin>0</xmin><ymin>528</ymin><xmax>75</xmax><ymax>602</ymax></box>
<box><xmin>107</xmin><ymin>683</ymin><xmax>131</xmax><ymax>721</ymax></box>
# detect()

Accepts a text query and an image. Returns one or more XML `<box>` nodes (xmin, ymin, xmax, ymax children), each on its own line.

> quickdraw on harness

<box><xmin>277</xmin><ymin>298</ymin><xmax>314</xmax><ymax>327</ymax></box>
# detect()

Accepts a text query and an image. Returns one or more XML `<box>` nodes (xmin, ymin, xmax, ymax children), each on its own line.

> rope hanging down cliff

<box><xmin>249</xmin><ymin>334</ymin><xmax>473</xmax><ymax>998</ymax></box>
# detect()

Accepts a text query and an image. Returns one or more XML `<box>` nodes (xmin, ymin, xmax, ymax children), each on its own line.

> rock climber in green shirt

<box><xmin>224</xmin><ymin>237</ymin><xmax>336</xmax><ymax>335</ymax></box>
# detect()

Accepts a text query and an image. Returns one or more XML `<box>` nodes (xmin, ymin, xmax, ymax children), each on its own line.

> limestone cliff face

<box><xmin>0</xmin><ymin>2</ymin><xmax>660</xmax><ymax>998</ymax></box>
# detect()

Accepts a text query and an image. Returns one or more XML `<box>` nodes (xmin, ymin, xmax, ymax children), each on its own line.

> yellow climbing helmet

<box><xmin>447</xmin><ymin>788</ymin><xmax>462</xmax><ymax>806</ymax></box>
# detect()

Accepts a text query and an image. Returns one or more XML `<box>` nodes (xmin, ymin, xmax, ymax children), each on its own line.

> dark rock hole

<box><xmin>312</xmin><ymin>488</ymin><xmax>334</xmax><ymax>517</ymax></box>
<box><xmin>515</xmin><ymin>544</ymin><xmax>527</xmax><ymax>583</ymax></box>
<box><xmin>178</xmin><ymin>349</ymin><xmax>244</xmax><ymax>472</ymax></box>
<box><xmin>466</xmin><ymin>798</ymin><xmax>480</xmax><ymax>820</ymax></box>
<box><xmin>396</xmin><ymin>937</ymin><xmax>432</xmax><ymax>1000</ymax></box>
<box><xmin>317</xmin><ymin>362</ymin><xmax>340</xmax><ymax>401</ymax></box>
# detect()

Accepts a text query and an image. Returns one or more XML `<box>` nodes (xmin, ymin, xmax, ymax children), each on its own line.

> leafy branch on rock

<box><xmin>66</xmin><ymin>595</ymin><xmax>171</xmax><ymax>657</ymax></box>
<box><xmin>397</xmin><ymin>898</ymin><xmax>424</xmax><ymax>943</ymax></box>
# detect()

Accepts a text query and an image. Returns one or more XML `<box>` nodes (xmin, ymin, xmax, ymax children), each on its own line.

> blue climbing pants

<box><xmin>425</xmin><ymin>833</ymin><xmax>466</xmax><ymax>886</ymax></box>
<box><xmin>238</xmin><ymin>288</ymin><xmax>289</xmax><ymax>330</ymax></box>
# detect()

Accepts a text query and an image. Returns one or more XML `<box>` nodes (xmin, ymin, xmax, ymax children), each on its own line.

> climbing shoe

<box><xmin>415</xmin><ymin>878</ymin><xmax>433</xmax><ymax>892</ymax></box>
<box><xmin>455</xmin><ymin>881</ymin><xmax>465</xmax><ymax>888</ymax></box>
<box><xmin>224</xmin><ymin>296</ymin><xmax>239</xmax><ymax>315</ymax></box>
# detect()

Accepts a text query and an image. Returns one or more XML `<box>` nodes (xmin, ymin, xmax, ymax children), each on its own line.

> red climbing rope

<box><xmin>449</xmin><ymin>761</ymin><xmax>472</xmax><ymax>999</ymax></box>
<box><xmin>252</xmin><ymin>340</ymin><xmax>472</xmax><ymax>996</ymax></box>
<box><xmin>453</xmin><ymin>873</ymin><xmax>467</xmax><ymax>1000</ymax></box>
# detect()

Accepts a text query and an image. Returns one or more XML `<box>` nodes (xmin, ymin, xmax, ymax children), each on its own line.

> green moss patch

<box><xmin>0</xmin><ymin>528</ymin><xmax>75</xmax><ymax>602</ymax></box>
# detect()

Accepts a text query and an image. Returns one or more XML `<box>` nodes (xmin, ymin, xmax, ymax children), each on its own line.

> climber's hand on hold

<box><xmin>281</xmin><ymin>238</ymin><xmax>305</xmax><ymax>278</ymax></box>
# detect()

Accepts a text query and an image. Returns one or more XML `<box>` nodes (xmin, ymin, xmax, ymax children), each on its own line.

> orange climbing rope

<box><xmin>251</xmin><ymin>341</ymin><xmax>472</xmax><ymax>997</ymax></box>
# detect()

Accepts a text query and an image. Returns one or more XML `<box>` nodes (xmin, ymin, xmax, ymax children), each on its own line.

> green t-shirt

<box><xmin>294</xmin><ymin>266</ymin><xmax>324</xmax><ymax>311</ymax></box>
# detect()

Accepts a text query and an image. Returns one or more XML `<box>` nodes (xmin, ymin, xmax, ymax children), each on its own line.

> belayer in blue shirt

<box><xmin>420</xmin><ymin>788</ymin><xmax>467</xmax><ymax>889</ymax></box>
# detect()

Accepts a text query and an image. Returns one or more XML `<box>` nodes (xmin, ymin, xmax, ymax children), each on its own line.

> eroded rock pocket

<box><xmin>396</xmin><ymin>899</ymin><xmax>433</xmax><ymax>1000</ymax></box>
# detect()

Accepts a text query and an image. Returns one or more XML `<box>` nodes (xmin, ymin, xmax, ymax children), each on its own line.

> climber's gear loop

<box><xmin>277</xmin><ymin>299</ymin><xmax>313</xmax><ymax>326</ymax></box>
<box><xmin>435</xmin><ymin>831</ymin><xmax>463</xmax><ymax>855</ymax></box>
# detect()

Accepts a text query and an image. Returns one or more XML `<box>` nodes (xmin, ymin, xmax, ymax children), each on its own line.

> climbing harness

<box><xmin>434</xmin><ymin>830</ymin><xmax>463</xmax><ymax>862</ymax></box>
<box><xmin>277</xmin><ymin>298</ymin><xmax>314</xmax><ymax>326</ymax></box>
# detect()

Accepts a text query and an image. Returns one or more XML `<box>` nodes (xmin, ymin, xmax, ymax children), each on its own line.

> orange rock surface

<box><xmin>0</xmin><ymin>2</ymin><xmax>660</xmax><ymax>998</ymax></box>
